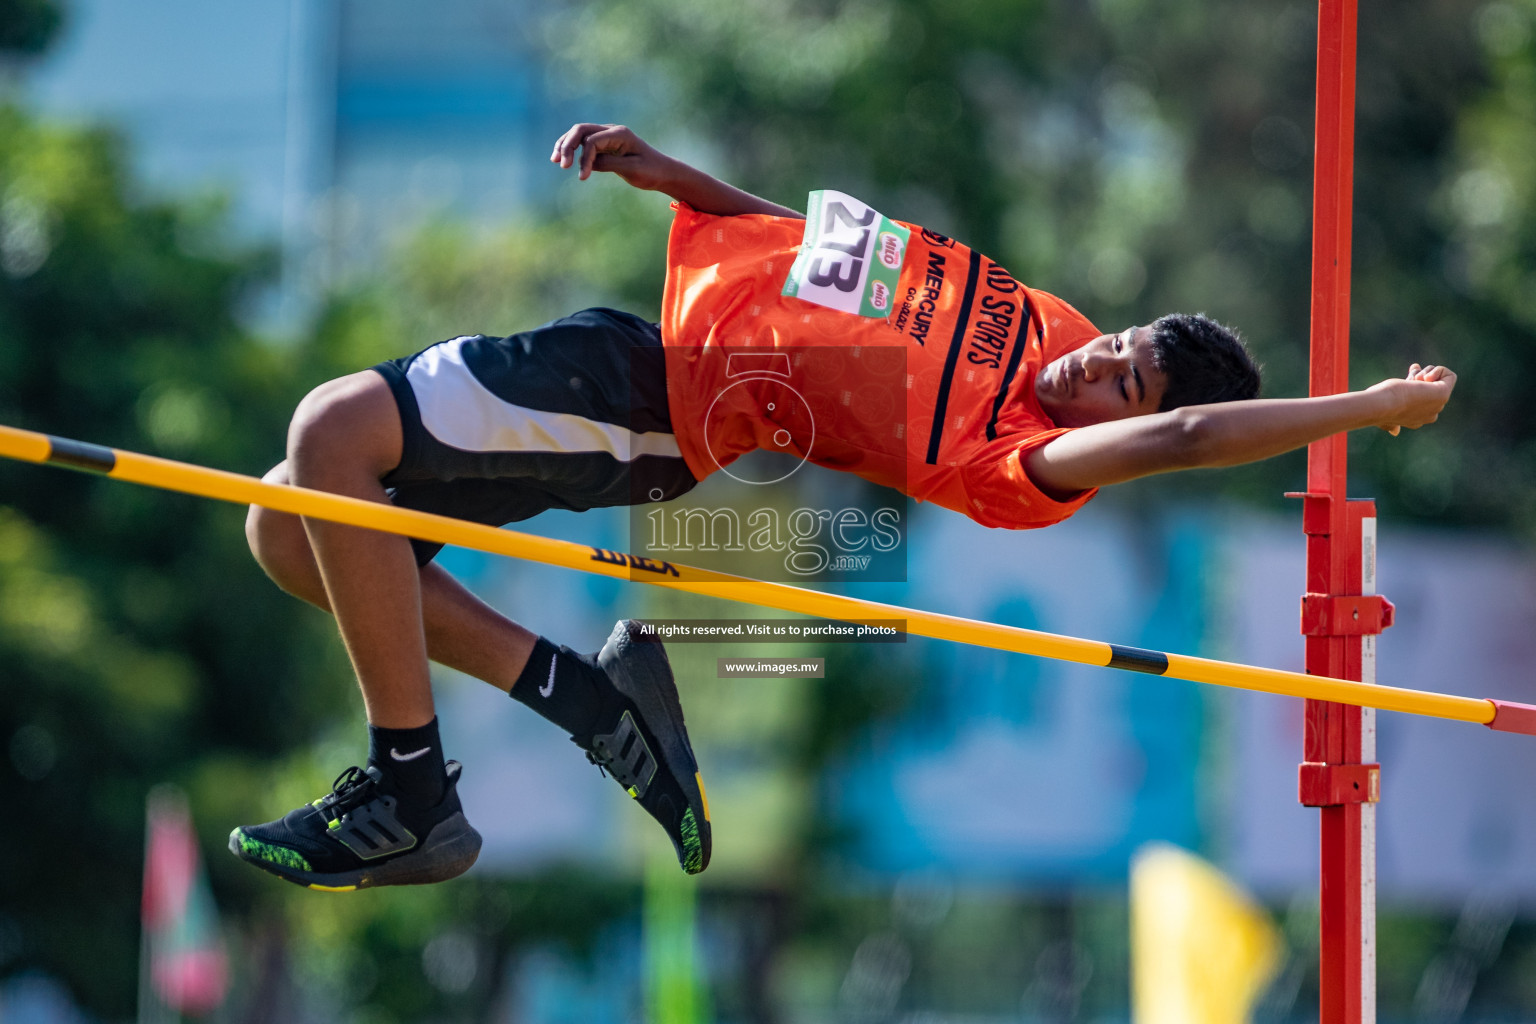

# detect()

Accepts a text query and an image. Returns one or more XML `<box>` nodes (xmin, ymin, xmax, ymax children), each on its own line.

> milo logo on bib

<box><xmin>783</xmin><ymin>190</ymin><xmax>911</xmax><ymax>319</ymax></box>
<box><xmin>870</xmin><ymin>279</ymin><xmax>891</xmax><ymax>311</ymax></box>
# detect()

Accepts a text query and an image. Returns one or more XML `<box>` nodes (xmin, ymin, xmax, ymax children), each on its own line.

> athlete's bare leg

<box><xmin>246</xmin><ymin>460</ymin><xmax>536</xmax><ymax>694</ymax></box>
<box><xmin>279</xmin><ymin>370</ymin><xmax>534</xmax><ymax>729</ymax></box>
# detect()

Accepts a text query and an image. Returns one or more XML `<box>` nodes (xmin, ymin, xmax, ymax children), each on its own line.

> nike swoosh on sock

<box><xmin>390</xmin><ymin>746</ymin><xmax>431</xmax><ymax>762</ymax></box>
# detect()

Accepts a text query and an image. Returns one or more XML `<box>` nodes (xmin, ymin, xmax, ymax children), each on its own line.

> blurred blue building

<box><xmin>24</xmin><ymin>0</ymin><xmax>597</xmax><ymax>322</ymax></box>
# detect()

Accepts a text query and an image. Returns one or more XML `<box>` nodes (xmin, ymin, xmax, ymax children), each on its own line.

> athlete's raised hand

<box><xmin>1372</xmin><ymin>363</ymin><xmax>1457</xmax><ymax>436</ymax></box>
<box><xmin>550</xmin><ymin>123</ymin><xmax>671</xmax><ymax>191</ymax></box>
<box><xmin>549</xmin><ymin>122</ymin><xmax>803</xmax><ymax>219</ymax></box>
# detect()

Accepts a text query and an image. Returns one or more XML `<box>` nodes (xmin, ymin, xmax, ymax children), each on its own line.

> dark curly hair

<box><xmin>1147</xmin><ymin>313</ymin><xmax>1262</xmax><ymax>411</ymax></box>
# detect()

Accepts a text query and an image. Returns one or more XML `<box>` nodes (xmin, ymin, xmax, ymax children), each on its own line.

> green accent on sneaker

<box><xmin>679</xmin><ymin>809</ymin><xmax>703</xmax><ymax>875</ymax></box>
<box><xmin>237</xmin><ymin>831</ymin><xmax>312</xmax><ymax>872</ymax></box>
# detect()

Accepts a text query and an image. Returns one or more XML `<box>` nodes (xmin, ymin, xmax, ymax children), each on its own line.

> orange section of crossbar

<box><xmin>0</xmin><ymin>422</ymin><xmax>1513</xmax><ymax>730</ymax></box>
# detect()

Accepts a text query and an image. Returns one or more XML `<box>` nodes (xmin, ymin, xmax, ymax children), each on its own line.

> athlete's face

<box><xmin>1034</xmin><ymin>326</ymin><xmax>1169</xmax><ymax>428</ymax></box>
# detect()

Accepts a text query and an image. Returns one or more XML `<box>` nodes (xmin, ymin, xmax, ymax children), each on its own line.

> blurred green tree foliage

<box><xmin>0</xmin><ymin>0</ymin><xmax>60</xmax><ymax>54</ymax></box>
<box><xmin>304</xmin><ymin>177</ymin><xmax>676</xmax><ymax>373</ymax></box>
<box><xmin>0</xmin><ymin>106</ymin><xmax>354</xmax><ymax>1012</ymax></box>
<box><xmin>1421</xmin><ymin>0</ymin><xmax>1536</xmax><ymax>527</ymax></box>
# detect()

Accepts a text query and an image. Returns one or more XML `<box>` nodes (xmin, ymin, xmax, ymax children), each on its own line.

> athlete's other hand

<box><xmin>550</xmin><ymin>123</ymin><xmax>671</xmax><ymax>191</ymax></box>
<box><xmin>1371</xmin><ymin>363</ymin><xmax>1456</xmax><ymax>436</ymax></box>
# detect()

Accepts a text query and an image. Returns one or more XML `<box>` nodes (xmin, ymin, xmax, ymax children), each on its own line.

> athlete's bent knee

<box><xmin>246</xmin><ymin>463</ymin><xmax>293</xmax><ymax>564</ymax></box>
<box><xmin>245</xmin><ymin>463</ymin><xmax>330</xmax><ymax>606</ymax></box>
<box><xmin>246</xmin><ymin>504</ymin><xmax>306</xmax><ymax>593</ymax></box>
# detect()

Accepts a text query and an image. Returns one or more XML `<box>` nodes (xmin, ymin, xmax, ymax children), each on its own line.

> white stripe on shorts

<box><xmin>405</xmin><ymin>336</ymin><xmax>682</xmax><ymax>461</ymax></box>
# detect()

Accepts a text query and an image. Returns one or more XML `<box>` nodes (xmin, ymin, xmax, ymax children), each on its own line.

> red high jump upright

<box><xmin>1299</xmin><ymin>1</ymin><xmax>1378</xmax><ymax>1022</ymax></box>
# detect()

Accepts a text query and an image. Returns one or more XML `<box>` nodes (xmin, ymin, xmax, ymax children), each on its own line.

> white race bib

<box><xmin>782</xmin><ymin>190</ymin><xmax>910</xmax><ymax>318</ymax></box>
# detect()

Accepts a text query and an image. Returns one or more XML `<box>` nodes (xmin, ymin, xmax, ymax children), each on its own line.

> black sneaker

<box><xmin>579</xmin><ymin>620</ymin><xmax>711</xmax><ymax>874</ymax></box>
<box><xmin>228</xmin><ymin>761</ymin><xmax>482</xmax><ymax>891</ymax></box>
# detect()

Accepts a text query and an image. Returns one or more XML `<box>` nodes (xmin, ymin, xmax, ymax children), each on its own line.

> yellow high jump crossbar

<box><xmin>2</xmin><ymin>422</ymin><xmax>1534</xmax><ymax>736</ymax></box>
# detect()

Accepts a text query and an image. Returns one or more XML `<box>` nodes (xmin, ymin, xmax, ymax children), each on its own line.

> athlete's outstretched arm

<box><xmin>551</xmin><ymin>123</ymin><xmax>805</xmax><ymax>220</ymax></box>
<box><xmin>1024</xmin><ymin>364</ymin><xmax>1457</xmax><ymax>498</ymax></box>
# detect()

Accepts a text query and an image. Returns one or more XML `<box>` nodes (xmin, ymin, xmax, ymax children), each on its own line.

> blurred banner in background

<box><xmin>138</xmin><ymin>787</ymin><xmax>227</xmax><ymax>1023</ymax></box>
<box><xmin>1131</xmin><ymin>842</ymin><xmax>1281</xmax><ymax>1024</ymax></box>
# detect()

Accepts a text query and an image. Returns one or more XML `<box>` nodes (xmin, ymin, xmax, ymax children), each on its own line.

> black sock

<box><xmin>367</xmin><ymin>718</ymin><xmax>446</xmax><ymax>806</ymax></box>
<box><xmin>509</xmin><ymin>637</ymin><xmax>620</xmax><ymax>739</ymax></box>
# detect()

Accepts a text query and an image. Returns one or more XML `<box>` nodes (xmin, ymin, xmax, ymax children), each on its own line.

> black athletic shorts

<box><xmin>373</xmin><ymin>307</ymin><xmax>700</xmax><ymax>565</ymax></box>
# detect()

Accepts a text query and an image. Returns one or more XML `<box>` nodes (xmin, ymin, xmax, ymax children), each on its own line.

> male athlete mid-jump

<box><xmin>232</xmin><ymin>123</ymin><xmax>1455</xmax><ymax>891</ymax></box>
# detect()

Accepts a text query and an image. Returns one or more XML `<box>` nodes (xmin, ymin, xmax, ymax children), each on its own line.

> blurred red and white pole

<box><xmin>1301</xmin><ymin>1</ymin><xmax>1376</xmax><ymax>1022</ymax></box>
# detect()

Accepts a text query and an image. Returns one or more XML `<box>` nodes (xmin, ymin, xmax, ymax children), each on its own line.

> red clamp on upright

<box><xmin>1300</xmin><ymin>593</ymin><xmax>1395</xmax><ymax>636</ymax></box>
<box><xmin>1285</xmin><ymin>491</ymin><xmax>1332</xmax><ymax>535</ymax></box>
<box><xmin>1298</xmin><ymin>761</ymin><xmax>1380</xmax><ymax>807</ymax></box>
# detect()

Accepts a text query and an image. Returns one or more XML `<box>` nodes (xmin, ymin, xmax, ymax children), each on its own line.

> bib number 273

<box><xmin>783</xmin><ymin>191</ymin><xmax>910</xmax><ymax>318</ymax></box>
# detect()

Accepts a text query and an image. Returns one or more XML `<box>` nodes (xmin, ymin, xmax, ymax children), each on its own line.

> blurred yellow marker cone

<box><xmin>1131</xmin><ymin>842</ymin><xmax>1282</xmax><ymax>1024</ymax></box>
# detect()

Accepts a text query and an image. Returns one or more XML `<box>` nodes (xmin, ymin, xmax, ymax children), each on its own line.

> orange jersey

<box><xmin>660</xmin><ymin>203</ymin><xmax>1102</xmax><ymax>529</ymax></box>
